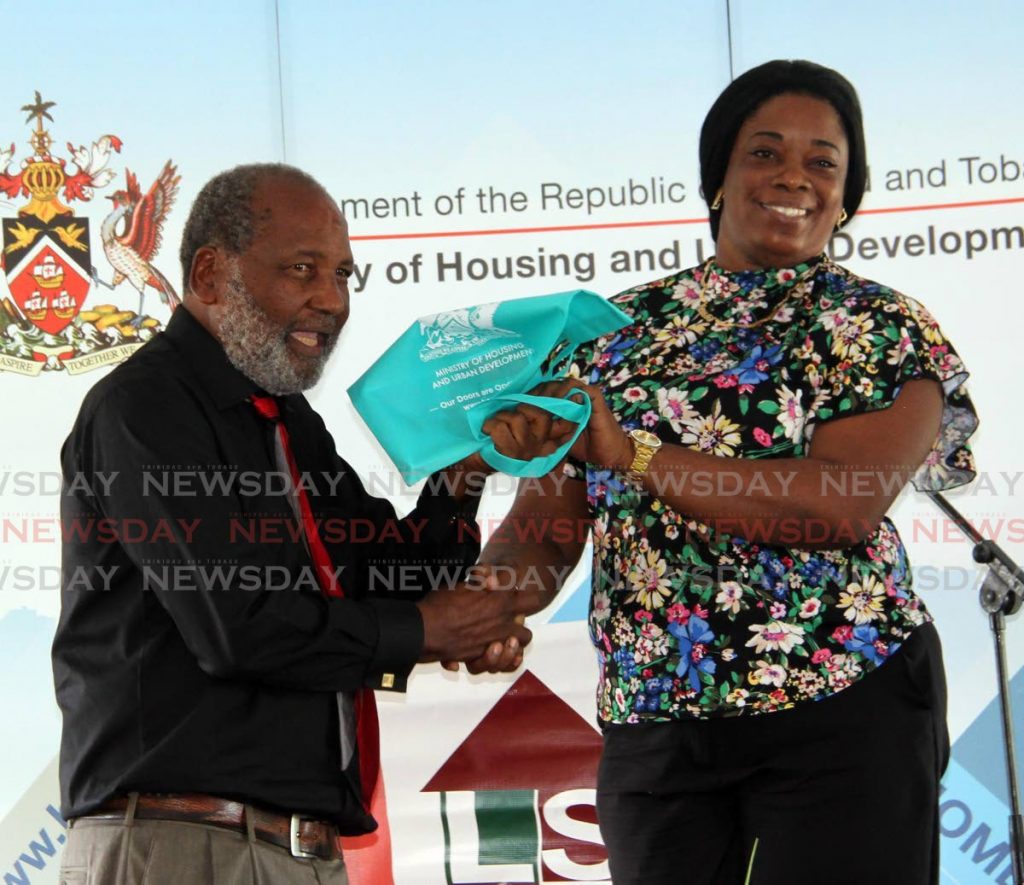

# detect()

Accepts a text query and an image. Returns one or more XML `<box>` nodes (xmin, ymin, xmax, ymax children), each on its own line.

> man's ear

<box><xmin>189</xmin><ymin>246</ymin><xmax>228</xmax><ymax>305</ymax></box>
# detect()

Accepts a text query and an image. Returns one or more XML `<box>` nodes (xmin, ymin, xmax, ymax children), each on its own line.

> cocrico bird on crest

<box><xmin>100</xmin><ymin>161</ymin><xmax>180</xmax><ymax>316</ymax></box>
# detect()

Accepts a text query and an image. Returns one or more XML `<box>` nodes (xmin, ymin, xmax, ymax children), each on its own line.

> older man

<box><xmin>53</xmin><ymin>164</ymin><xmax>537</xmax><ymax>884</ymax></box>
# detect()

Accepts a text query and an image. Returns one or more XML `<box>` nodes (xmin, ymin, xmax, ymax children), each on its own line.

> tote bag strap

<box><xmin>465</xmin><ymin>391</ymin><xmax>591</xmax><ymax>477</ymax></box>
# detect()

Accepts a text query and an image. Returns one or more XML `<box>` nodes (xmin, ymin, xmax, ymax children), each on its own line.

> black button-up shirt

<box><xmin>53</xmin><ymin>307</ymin><xmax>479</xmax><ymax>831</ymax></box>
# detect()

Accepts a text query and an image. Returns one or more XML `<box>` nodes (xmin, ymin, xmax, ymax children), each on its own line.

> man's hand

<box><xmin>440</xmin><ymin>630</ymin><xmax>525</xmax><ymax>675</ymax></box>
<box><xmin>439</xmin><ymin>563</ymin><xmax>528</xmax><ymax>675</ymax></box>
<box><xmin>416</xmin><ymin>565</ymin><xmax>532</xmax><ymax>672</ymax></box>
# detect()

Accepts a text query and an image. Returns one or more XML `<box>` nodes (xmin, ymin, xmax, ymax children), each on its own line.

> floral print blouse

<box><xmin>563</xmin><ymin>256</ymin><xmax>977</xmax><ymax>724</ymax></box>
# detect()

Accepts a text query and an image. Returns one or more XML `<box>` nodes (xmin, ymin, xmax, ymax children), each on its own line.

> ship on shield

<box><xmin>0</xmin><ymin>91</ymin><xmax>179</xmax><ymax>376</ymax></box>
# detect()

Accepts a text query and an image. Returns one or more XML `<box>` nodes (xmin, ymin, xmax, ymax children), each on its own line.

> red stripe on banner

<box><xmin>339</xmin><ymin>772</ymin><xmax>395</xmax><ymax>885</ymax></box>
<box><xmin>857</xmin><ymin>195</ymin><xmax>1024</xmax><ymax>215</ymax></box>
<box><xmin>349</xmin><ymin>195</ymin><xmax>1024</xmax><ymax>242</ymax></box>
<box><xmin>351</xmin><ymin>216</ymin><xmax>707</xmax><ymax>241</ymax></box>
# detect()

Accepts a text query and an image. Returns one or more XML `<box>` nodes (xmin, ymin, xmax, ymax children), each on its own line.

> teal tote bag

<box><xmin>348</xmin><ymin>289</ymin><xmax>631</xmax><ymax>483</ymax></box>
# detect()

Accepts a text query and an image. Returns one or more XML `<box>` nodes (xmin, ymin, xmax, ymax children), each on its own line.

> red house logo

<box><xmin>422</xmin><ymin>670</ymin><xmax>609</xmax><ymax>884</ymax></box>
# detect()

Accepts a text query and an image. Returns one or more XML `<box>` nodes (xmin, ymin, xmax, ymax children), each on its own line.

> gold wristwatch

<box><xmin>625</xmin><ymin>429</ymin><xmax>662</xmax><ymax>484</ymax></box>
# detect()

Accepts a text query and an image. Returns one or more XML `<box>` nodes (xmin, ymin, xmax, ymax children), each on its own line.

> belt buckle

<box><xmin>289</xmin><ymin>814</ymin><xmax>319</xmax><ymax>859</ymax></box>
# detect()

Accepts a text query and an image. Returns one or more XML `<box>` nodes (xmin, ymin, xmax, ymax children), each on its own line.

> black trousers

<box><xmin>596</xmin><ymin>623</ymin><xmax>949</xmax><ymax>885</ymax></box>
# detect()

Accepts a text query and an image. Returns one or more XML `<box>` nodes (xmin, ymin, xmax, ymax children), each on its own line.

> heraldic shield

<box><xmin>3</xmin><ymin>215</ymin><xmax>91</xmax><ymax>336</ymax></box>
<box><xmin>0</xmin><ymin>91</ymin><xmax>179</xmax><ymax>374</ymax></box>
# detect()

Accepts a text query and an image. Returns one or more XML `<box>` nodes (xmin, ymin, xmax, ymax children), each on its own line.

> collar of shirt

<box><xmin>162</xmin><ymin>307</ymin><xmax>260</xmax><ymax>411</ymax></box>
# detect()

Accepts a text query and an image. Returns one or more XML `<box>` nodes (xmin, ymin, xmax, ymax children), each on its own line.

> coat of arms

<box><xmin>0</xmin><ymin>92</ymin><xmax>179</xmax><ymax>375</ymax></box>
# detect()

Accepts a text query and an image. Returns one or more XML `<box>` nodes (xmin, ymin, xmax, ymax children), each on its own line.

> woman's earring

<box><xmin>710</xmin><ymin>189</ymin><xmax>724</xmax><ymax>211</ymax></box>
<box><xmin>836</xmin><ymin>208</ymin><xmax>849</xmax><ymax>230</ymax></box>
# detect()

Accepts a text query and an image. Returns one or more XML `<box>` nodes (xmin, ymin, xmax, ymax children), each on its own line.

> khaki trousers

<box><xmin>60</xmin><ymin>802</ymin><xmax>349</xmax><ymax>885</ymax></box>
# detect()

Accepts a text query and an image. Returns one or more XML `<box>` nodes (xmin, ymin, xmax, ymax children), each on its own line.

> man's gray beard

<box><xmin>219</xmin><ymin>271</ymin><xmax>335</xmax><ymax>395</ymax></box>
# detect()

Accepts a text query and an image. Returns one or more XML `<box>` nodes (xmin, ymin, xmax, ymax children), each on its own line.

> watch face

<box><xmin>630</xmin><ymin>429</ymin><xmax>661</xmax><ymax>447</ymax></box>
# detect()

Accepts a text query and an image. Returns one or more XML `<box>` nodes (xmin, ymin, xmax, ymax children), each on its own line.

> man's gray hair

<box><xmin>178</xmin><ymin>163</ymin><xmax>330</xmax><ymax>290</ymax></box>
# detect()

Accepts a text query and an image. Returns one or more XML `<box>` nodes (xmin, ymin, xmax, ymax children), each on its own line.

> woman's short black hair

<box><xmin>699</xmin><ymin>59</ymin><xmax>867</xmax><ymax>240</ymax></box>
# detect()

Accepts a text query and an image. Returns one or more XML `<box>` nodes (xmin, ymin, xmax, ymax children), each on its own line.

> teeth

<box><xmin>764</xmin><ymin>204</ymin><xmax>809</xmax><ymax>217</ymax></box>
<box><xmin>290</xmin><ymin>331</ymin><xmax>320</xmax><ymax>347</ymax></box>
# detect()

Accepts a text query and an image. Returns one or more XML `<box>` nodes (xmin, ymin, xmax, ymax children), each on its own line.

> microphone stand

<box><xmin>927</xmin><ymin>491</ymin><xmax>1024</xmax><ymax>884</ymax></box>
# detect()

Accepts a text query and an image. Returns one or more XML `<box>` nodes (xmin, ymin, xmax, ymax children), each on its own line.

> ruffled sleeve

<box><xmin>806</xmin><ymin>288</ymin><xmax>978</xmax><ymax>492</ymax></box>
<box><xmin>543</xmin><ymin>289</ymin><xmax>646</xmax><ymax>484</ymax></box>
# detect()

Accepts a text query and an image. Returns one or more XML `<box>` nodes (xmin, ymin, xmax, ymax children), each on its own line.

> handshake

<box><xmin>409</xmin><ymin>377</ymin><xmax>631</xmax><ymax>676</ymax></box>
<box><xmin>415</xmin><ymin>564</ymin><xmax>536</xmax><ymax>676</ymax></box>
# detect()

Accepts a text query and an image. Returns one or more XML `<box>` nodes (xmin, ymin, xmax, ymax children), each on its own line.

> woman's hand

<box><xmin>442</xmin><ymin>395</ymin><xmax>580</xmax><ymax>494</ymax></box>
<box><xmin>527</xmin><ymin>379</ymin><xmax>634</xmax><ymax>469</ymax></box>
<box><xmin>478</xmin><ymin>395</ymin><xmax>578</xmax><ymax>463</ymax></box>
<box><xmin>446</xmin><ymin>378</ymin><xmax>633</xmax><ymax>479</ymax></box>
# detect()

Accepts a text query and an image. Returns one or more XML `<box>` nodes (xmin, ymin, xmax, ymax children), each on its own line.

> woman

<box><xmin>478</xmin><ymin>60</ymin><xmax>977</xmax><ymax>884</ymax></box>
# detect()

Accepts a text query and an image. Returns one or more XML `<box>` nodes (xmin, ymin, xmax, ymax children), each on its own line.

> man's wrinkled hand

<box><xmin>417</xmin><ymin>565</ymin><xmax>532</xmax><ymax>671</ymax></box>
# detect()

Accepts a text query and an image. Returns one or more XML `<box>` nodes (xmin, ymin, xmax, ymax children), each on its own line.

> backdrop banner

<box><xmin>1</xmin><ymin>2</ymin><xmax>1022</xmax><ymax>884</ymax></box>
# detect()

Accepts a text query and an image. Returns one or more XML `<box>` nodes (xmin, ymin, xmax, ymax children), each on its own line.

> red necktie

<box><xmin>250</xmin><ymin>395</ymin><xmax>380</xmax><ymax>808</ymax></box>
